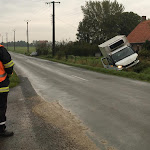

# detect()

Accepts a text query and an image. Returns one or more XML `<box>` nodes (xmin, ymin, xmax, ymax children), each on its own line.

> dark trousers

<box><xmin>0</xmin><ymin>92</ymin><xmax>8</xmax><ymax>132</ymax></box>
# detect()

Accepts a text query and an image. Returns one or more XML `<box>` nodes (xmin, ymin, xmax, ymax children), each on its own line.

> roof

<box><xmin>127</xmin><ymin>20</ymin><xmax>150</xmax><ymax>44</ymax></box>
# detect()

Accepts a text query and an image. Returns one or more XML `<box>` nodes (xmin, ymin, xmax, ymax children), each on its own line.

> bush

<box><xmin>141</xmin><ymin>67</ymin><xmax>150</xmax><ymax>74</ymax></box>
<box><xmin>36</xmin><ymin>42</ymin><xmax>51</xmax><ymax>55</ymax></box>
<box><xmin>55</xmin><ymin>41</ymin><xmax>99</xmax><ymax>58</ymax></box>
<box><xmin>132</xmin><ymin>61</ymin><xmax>150</xmax><ymax>73</ymax></box>
<box><xmin>138</xmin><ymin>49</ymin><xmax>150</xmax><ymax>58</ymax></box>
<box><xmin>55</xmin><ymin>50</ymin><xmax>65</xmax><ymax>60</ymax></box>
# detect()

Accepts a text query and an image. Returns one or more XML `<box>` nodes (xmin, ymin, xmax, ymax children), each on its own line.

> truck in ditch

<box><xmin>98</xmin><ymin>35</ymin><xmax>139</xmax><ymax>70</ymax></box>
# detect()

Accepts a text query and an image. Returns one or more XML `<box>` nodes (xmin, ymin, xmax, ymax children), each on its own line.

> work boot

<box><xmin>0</xmin><ymin>130</ymin><xmax>14</xmax><ymax>137</ymax></box>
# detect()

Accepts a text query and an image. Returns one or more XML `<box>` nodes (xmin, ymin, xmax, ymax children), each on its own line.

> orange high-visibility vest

<box><xmin>0</xmin><ymin>45</ymin><xmax>7</xmax><ymax>82</ymax></box>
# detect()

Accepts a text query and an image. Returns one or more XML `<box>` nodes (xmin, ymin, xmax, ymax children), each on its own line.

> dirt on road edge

<box><xmin>31</xmin><ymin>95</ymin><xmax>100</xmax><ymax>150</ymax></box>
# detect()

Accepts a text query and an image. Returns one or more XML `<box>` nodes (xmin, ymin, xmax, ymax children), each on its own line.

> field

<box><xmin>8</xmin><ymin>46</ymin><xmax>36</xmax><ymax>55</ymax></box>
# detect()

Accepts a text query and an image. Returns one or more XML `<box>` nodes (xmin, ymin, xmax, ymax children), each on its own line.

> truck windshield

<box><xmin>111</xmin><ymin>47</ymin><xmax>135</xmax><ymax>63</ymax></box>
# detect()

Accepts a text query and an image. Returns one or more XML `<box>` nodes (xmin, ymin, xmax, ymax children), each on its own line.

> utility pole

<box><xmin>6</xmin><ymin>33</ymin><xmax>8</xmax><ymax>49</ymax></box>
<box><xmin>13</xmin><ymin>30</ymin><xmax>16</xmax><ymax>51</ymax></box>
<box><xmin>2</xmin><ymin>35</ymin><xmax>3</xmax><ymax>45</ymax></box>
<box><xmin>46</xmin><ymin>1</ymin><xmax>60</xmax><ymax>57</ymax></box>
<box><xmin>0</xmin><ymin>34</ymin><xmax>3</xmax><ymax>44</ymax></box>
<box><xmin>25</xmin><ymin>20</ymin><xmax>31</xmax><ymax>53</ymax></box>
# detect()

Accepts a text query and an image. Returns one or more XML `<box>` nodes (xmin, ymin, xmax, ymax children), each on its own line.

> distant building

<box><xmin>127</xmin><ymin>16</ymin><xmax>150</xmax><ymax>52</ymax></box>
<box><xmin>37</xmin><ymin>40</ymin><xmax>48</xmax><ymax>44</ymax></box>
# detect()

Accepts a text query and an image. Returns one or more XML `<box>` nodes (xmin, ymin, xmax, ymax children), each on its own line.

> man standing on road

<box><xmin>0</xmin><ymin>45</ymin><xmax>14</xmax><ymax>137</ymax></box>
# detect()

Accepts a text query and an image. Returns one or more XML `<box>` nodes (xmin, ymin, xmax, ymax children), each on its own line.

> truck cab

<box><xmin>98</xmin><ymin>35</ymin><xmax>139</xmax><ymax>70</ymax></box>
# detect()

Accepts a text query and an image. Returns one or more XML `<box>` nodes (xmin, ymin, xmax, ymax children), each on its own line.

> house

<box><xmin>127</xmin><ymin>16</ymin><xmax>150</xmax><ymax>52</ymax></box>
<box><xmin>36</xmin><ymin>40</ymin><xmax>48</xmax><ymax>44</ymax></box>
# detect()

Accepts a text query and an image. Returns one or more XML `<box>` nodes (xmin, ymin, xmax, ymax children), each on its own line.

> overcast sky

<box><xmin>0</xmin><ymin>0</ymin><xmax>149</xmax><ymax>43</ymax></box>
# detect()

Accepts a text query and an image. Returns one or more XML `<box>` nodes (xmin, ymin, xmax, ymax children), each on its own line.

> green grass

<box><xmin>9</xmin><ymin>71</ymin><xmax>20</xmax><ymax>88</ymax></box>
<box><xmin>37</xmin><ymin>55</ymin><xmax>150</xmax><ymax>83</ymax></box>
<box><xmin>8</xmin><ymin>46</ymin><xmax>36</xmax><ymax>55</ymax></box>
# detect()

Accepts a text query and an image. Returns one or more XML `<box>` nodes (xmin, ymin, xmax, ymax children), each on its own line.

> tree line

<box><xmin>53</xmin><ymin>0</ymin><xmax>142</xmax><ymax>57</ymax></box>
<box><xmin>76</xmin><ymin>0</ymin><xmax>141</xmax><ymax>44</ymax></box>
<box><xmin>2</xmin><ymin>41</ymin><xmax>34</xmax><ymax>47</ymax></box>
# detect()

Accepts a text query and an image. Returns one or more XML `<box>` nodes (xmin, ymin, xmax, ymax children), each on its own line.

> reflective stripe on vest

<box><xmin>0</xmin><ymin>87</ymin><xmax>9</xmax><ymax>93</ymax></box>
<box><xmin>0</xmin><ymin>72</ymin><xmax>7</xmax><ymax>77</ymax></box>
<box><xmin>4</xmin><ymin>60</ymin><xmax>14</xmax><ymax>68</ymax></box>
<box><xmin>0</xmin><ymin>121</ymin><xmax>6</xmax><ymax>125</ymax></box>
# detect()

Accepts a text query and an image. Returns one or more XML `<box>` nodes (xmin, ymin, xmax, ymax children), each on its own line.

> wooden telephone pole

<box><xmin>25</xmin><ymin>20</ymin><xmax>31</xmax><ymax>53</ymax></box>
<box><xmin>46</xmin><ymin>1</ymin><xmax>60</xmax><ymax>57</ymax></box>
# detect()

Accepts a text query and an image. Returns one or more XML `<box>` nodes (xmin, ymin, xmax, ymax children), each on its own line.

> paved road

<box><xmin>1</xmin><ymin>77</ymin><xmax>99</xmax><ymax>150</ymax></box>
<box><xmin>11</xmin><ymin>52</ymin><xmax>150</xmax><ymax>150</ymax></box>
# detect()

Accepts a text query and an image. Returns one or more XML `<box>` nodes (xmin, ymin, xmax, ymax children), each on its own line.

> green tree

<box><xmin>77</xmin><ymin>18</ymin><xmax>90</xmax><ymax>43</ymax></box>
<box><xmin>117</xmin><ymin>12</ymin><xmax>141</xmax><ymax>36</ymax></box>
<box><xmin>77</xmin><ymin>0</ymin><xmax>124</xmax><ymax>43</ymax></box>
<box><xmin>77</xmin><ymin>0</ymin><xmax>141</xmax><ymax>44</ymax></box>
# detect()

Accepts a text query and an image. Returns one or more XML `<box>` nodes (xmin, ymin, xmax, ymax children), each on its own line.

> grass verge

<box><xmin>9</xmin><ymin>71</ymin><xmax>20</xmax><ymax>88</ymax></box>
<box><xmin>37</xmin><ymin>55</ymin><xmax>150</xmax><ymax>83</ymax></box>
<box><xmin>8</xmin><ymin>47</ymin><xmax>32</xmax><ymax>88</ymax></box>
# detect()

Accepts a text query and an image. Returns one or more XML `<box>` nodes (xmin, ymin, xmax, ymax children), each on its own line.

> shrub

<box><xmin>55</xmin><ymin>41</ymin><xmax>99</xmax><ymax>58</ymax></box>
<box><xmin>132</xmin><ymin>61</ymin><xmax>150</xmax><ymax>73</ymax></box>
<box><xmin>141</xmin><ymin>67</ymin><xmax>150</xmax><ymax>74</ymax></box>
<box><xmin>36</xmin><ymin>42</ymin><xmax>51</xmax><ymax>55</ymax></box>
<box><xmin>55</xmin><ymin>50</ymin><xmax>65</xmax><ymax>60</ymax></box>
<box><xmin>138</xmin><ymin>49</ymin><xmax>150</xmax><ymax>59</ymax></box>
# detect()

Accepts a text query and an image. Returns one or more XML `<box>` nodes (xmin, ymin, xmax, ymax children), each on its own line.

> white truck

<box><xmin>98</xmin><ymin>35</ymin><xmax>139</xmax><ymax>70</ymax></box>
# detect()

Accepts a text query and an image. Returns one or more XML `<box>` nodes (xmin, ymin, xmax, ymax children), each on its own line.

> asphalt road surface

<box><xmin>11</xmin><ymin>52</ymin><xmax>150</xmax><ymax>150</ymax></box>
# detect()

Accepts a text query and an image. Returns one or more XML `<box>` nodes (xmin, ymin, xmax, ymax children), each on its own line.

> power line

<box><xmin>55</xmin><ymin>17</ymin><xmax>77</xmax><ymax>29</ymax></box>
<box><xmin>60</xmin><ymin>11</ymin><xmax>82</xmax><ymax>18</ymax></box>
<box><xmin>56</xmin><ymin>1</ymin><xmax>85</xmax><ymax>14</ymax></box>
<box><xmin>30</xmin><ymin>5</ymin><xmax>50</xmax><ymax>18</ymax></box>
